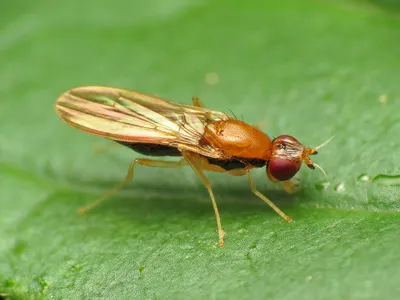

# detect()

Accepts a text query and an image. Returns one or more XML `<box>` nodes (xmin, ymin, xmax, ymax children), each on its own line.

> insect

<box><xmin>55</xmin><ymin>86</ymin><xmax>331</xmax><ymax>248</ymax></box>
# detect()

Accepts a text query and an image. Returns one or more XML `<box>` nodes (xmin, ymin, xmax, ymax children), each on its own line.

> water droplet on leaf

<box><xmin>357</xmin><ymin>174</ymin><xmax>370</xmax><ymax>182</ymax></box>
<box><xmin>334</xmin><ymin>183</ymin><xmax>345</xmax><ymax>192</ymax></box>
<box><xmin>315</xmin><ymin>181</ymin><xmax>330</xmax><ymax>191</ymax></box>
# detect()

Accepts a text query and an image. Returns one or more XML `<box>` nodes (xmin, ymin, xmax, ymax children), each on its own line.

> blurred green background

<box><xmin>1</xmin><ymin>0</ymin><xmax>400</xmax><ymax>299</ymax></box>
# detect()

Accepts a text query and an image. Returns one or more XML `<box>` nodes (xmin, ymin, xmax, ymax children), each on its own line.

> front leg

<box><xmin>283</xmin><ymin>178</ymin><xmax>301</xmax><ymax>194</ymax></box>
<box><xmin>245</xmin><ymin>171</ymin><xmax>292</xmax><ymax>222</ymax></box>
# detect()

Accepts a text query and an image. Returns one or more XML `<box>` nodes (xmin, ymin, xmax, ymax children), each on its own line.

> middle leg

<box><xmin>181</xmin><ymin>150</ymin><xmax>225</xmax><ymax>248</ymax></box>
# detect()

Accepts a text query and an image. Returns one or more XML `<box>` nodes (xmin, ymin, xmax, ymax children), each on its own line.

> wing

<box><xmin>55</xmin><ymin>86</ymin><xmax>230</xmax><ymax>158</ymax></box>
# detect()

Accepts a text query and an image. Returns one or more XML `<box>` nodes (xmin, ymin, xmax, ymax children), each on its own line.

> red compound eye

<box><xmin>268</xmin><ymin>158</ymin><xmax>298</xmax><ymax>181</ymax></box>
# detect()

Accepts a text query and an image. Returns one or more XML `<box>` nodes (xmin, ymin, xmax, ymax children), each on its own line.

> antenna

<box><xmin>315</xmin><ymin>135</ymin><xmax>335</xmax><ymax>150</ymax></box>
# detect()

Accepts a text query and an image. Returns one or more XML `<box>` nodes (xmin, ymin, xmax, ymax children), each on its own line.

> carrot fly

<box><xmin>55</xmin><ymin>86</ymin><xmax>331</xmax><ymax>248</ymax></box>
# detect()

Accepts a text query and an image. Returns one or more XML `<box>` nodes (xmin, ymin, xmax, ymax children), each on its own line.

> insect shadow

<box><xmin>69</xmin><ymin>175</ymin><xmax>303</xmax><ymax>217</ymax></box>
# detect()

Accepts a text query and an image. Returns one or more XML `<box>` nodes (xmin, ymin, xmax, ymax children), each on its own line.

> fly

<box><xmin>55</xmin><ymin>86</ymin><xmax>332</xmax><ymax>247</ymax></box>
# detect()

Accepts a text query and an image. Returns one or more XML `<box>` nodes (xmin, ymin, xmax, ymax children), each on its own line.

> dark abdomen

<box><xmin>117</xmin><ymin>141</ymin><xmax>266</xmax><ymax>171</ymax></box>
<box><xmin>117</xmin><ymin>141</ymin><xmax>182</xmax><ymax>156</ymax></box>
<box><xmin>206</xmin><ymin>157</ymin><xmax>266</xmax><ymax>171</ymax></box>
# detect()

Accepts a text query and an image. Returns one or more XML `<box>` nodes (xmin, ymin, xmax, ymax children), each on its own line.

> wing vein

<box><xmin>55</xmin><ymin>86</ymin><xmax>230</xmax><ymax>158</ymax></box>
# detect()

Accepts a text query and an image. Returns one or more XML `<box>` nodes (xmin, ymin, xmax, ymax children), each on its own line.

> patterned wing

<box><xmin>55</xmin><ymin>86</ymin><xmax>230</xmax><ymax>158</ymax></box>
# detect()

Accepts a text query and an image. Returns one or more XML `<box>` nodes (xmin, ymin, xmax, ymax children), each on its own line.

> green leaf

<box><xmin>1</xmin><ymin>0</ymin><xmax>400</xmax><ymax>299</ymax></box>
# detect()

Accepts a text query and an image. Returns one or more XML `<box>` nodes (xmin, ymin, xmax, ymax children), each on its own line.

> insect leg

<box><xmin>192</xmin><ymin>96</ymin><xmax>204</xmax><ymax>107</ymax></box>
<box><xmin>283</xmin><ymin>178</ymin><xmax>301</xmax><ymax>195</ymax></box>
<box><xmin>77</xmin><ymin>158</ymin><xmax>187</xmax><ymax>214</ymax></box>
<box><xmin>245</xmin><ymin>171</ymin><xmax>293</xmax><ymax>222</ymax></box>
<box><xmin>181</xmin><ymin>150</ymin><xmax>225</xmax><ymax>248</ymax></box>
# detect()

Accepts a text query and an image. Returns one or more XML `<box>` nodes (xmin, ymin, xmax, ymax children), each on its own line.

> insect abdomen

<box><xmin>117</xmin><ymin>142</ymin><xmax>182</xmax><ymax>156</ymax></box>
<box><xmin>206</xmin><ymin>157</ymin><xmax>266</xmax><ymax>171</ymax></box>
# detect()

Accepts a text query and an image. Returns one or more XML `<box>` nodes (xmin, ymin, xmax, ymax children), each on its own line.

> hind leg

<box><xmin>78</xmin><ymin>158</ymin><xmax>187</xmax><ymax>214</ymax></box>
